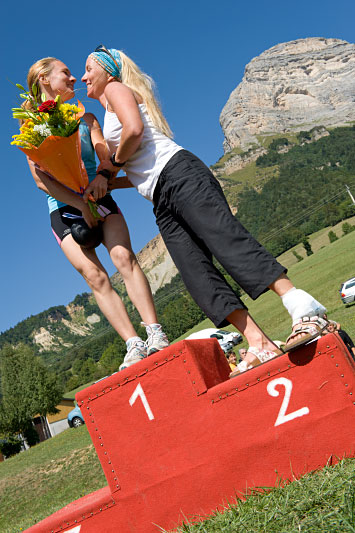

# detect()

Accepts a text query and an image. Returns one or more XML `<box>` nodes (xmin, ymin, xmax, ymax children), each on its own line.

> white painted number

<box><xmin>65</xmin><ymin>526</ymin><xmax>81</xmax><ymax>533</ymax></box>
<box><xmin>267</xmin><ymin>377</ymin><xmax>309</xmax><ymax>427</ymax></box>
<box><xmin>129</xmin><ymin>383</ymin><xmax>155</xmax><ymax>421</ymax></box>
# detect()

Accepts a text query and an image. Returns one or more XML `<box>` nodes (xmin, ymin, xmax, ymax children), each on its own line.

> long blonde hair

<box><xmin>119</xmin><ymin>51</ymin><xmax>173</xmax><ymax>139</ymax></box>
<box><xmin>22</xmin><ymin>57</ymin><xmax>58</xmax><ymax>112</ymax></box>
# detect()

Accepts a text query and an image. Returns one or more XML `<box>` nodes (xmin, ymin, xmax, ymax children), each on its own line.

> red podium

<box><xmin>26</xmin><ymin>333</ymin><xmax>355</xmax><ymax>533</ymax></box>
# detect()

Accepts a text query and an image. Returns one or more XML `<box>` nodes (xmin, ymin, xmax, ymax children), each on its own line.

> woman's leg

<box><xmin>226</xmin><ymin>309</ymin><xmax>278</xmax><ymax>354</ymax></box>
<box><xmin>157</xmin><ymin>151</ymin><xmax>326</xmax><ymax>350</ymax></box>
<box><xmin>102</xmin><ymin>214</ymin><xmax>169</xmax><ymax>353</ymax></box>
<box><xmin>156</xmin><ymin>151</ymin><xmax>285</xmax><ymax>311</ymax></box>
<box><xmin>155</xmin><ymin>204</ymin><xmax>280</xmax><ymax>371</ymax></box>
<box><xmin>60</xmin><ymin>233</ymin><xmax>138</xmax><ymax>341</ymax></box>
<box><xmin>102</xmin><ymin>214</ymin><xmax>157</xmax><ymax>323</ymax></box>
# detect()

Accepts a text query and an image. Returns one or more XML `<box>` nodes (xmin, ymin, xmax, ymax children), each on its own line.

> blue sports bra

<box><xmin>47</xmin><ymin>118</ymin><xmax>97</xmax><ymax>213</ymax></box>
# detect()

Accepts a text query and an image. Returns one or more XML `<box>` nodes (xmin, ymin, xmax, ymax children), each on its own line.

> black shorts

<box><xmin>50</xmin><ymin>194</ymin><xmax>121</xmax><ymax>245</ymax></box>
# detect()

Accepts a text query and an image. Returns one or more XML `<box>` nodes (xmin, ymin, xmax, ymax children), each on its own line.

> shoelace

<box><xmin>141</xmin><ymin>323</ymin><xmax>166</xmax><ymax>345</ymax></box>
<box><xmin>127</xmin><ymin>340</ymin><xmax>146</xmax><ymax>358</ymax></box>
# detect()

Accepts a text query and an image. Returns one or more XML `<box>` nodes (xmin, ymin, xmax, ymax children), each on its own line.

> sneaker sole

<box><xmin>119</xmin><ymin>356</ymin><xmax>145</xmax><ymax>371</ymax></box>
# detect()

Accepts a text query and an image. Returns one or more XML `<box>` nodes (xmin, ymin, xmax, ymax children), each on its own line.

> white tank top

<box><xmin>103</xmin><ymin>104</ymin><xmax>183</xmax><ymax>201</ymax></box>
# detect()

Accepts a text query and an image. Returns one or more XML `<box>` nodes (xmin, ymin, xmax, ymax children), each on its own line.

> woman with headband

<box><xmin>23</xmin><ymin>57</ymin><xmax>169</xmax><ymax>371</ymax></box>
<box><xmin>82</xmin><ymin>46</ymin><xmax>328</xmax><ymax>375</ymax></box>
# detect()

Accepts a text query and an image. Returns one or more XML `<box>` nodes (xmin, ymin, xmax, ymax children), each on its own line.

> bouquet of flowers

<box><xmin>11</xmin><ymin>84</ymin><xmax>105</xmax><ymax>220</ymax></box>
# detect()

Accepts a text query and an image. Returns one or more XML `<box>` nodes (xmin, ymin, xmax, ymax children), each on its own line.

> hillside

<box><xmin>2</xmin><ymin>231</ymin><xmax>355</xmax><ymax>532</ymax></box>
<box><xmin>1</xmin><ymin>37</ymin><xmax>355</xmax><ymax>393</ymax></box>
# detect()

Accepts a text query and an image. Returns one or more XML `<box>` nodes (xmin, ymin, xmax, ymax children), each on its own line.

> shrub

<box><xmin>328</xmin><ymin>231</ymin><xmax>338</xmax><ymax>243</ymax></box>
<box><xmin>342</xmin><ymin>222</ymin><xmax>355</xmax><ymax>236</ymax></box>
<box><xmin>292</xmin><ymin>250</ymin><xmax>303</xmax><ymax>262</ymax></box>
<box><xmin>0</xmin><ymin>435</ymin><xmax>23</xmax><ymax>458</ymax></box>
<box><xmin>302</xmin><ymin>237</ymin><xmax>313</xmax><ymax>256</ymax></box>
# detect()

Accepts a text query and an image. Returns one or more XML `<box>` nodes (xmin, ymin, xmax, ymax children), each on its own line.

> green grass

<box><xmin>166</xmin><ymin>458</ymin><xmax>355</xmax><ymax>532</ymax></box>
<box><xmin>1</xmin><ymin>229</ymin><xmax>355</xmax><ymax>532</ymax></box>
<box><xmin>0</xmin><ymin>426</ymin><xmax>106</xmax><ymax>532</ymax></box>
<box><xmin>255</xmin><ymin>132</ymin><xmax>300</xmax><ymax>149</ymax></box>
<box><xmin>63</xmin><ymin>380</ymin><xmax>96</xmax><ymax>400</ymax></box>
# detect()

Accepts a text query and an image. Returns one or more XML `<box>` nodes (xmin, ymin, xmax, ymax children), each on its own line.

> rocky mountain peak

<box><xmin>220</xmin><ymin>38</ymin><xmax>355</xmax><ymax>152</ymax></box>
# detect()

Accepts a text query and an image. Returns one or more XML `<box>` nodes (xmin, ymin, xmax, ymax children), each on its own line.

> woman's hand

<box><xmin>97</xmin><ymin>158</ymin><xmax>117</xmax><ymax>174</ymax></box>
<box><xmin>83</xmin><ymin>174</ymin><xmax>108</xmax><ymax>202</ymax></box>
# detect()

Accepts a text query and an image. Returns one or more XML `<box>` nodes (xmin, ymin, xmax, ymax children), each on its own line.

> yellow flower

<box><xmin>58</xmin><ymin>103</ymin><xmax>80</xmax><ymax>123</ymax></box>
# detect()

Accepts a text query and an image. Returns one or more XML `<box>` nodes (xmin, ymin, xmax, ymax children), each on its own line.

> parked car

<box><xmin>68</xmin><ymin>405</ymin><xmax>85</xmax><ymax>428</ymax></box>
<box><xmin>186</xmin><ymin>328</ymin><xmax>242</xmax><ymax>354</ymax></box>
<box><xmin>340</xmin><ymin>277</ymin><xmax>355</xmax><ymax>305</ymax></box>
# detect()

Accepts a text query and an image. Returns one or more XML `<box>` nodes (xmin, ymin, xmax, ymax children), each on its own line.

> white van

<box><xmin>340</xmin><ymin>278</ymin><xmax>355</xmax><ymax>305</ymax></box>
<box><xmin>186</xmin><ymin>328</ymin><xmax>242</xmax><ymax>353</ymax></box>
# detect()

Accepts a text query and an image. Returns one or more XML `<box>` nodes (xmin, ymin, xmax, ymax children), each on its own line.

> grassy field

<box><xmin>167</xmin><ymin>458</ymin><xmax>355</xmax><ymax>532</ymax></box>
<box><xmin>1</xmin><ymin>229</ymin><xmax>355</xmax><ymax>532</ymax></box>
<box><xmin>0</xmin><ymin>426</ymin><xmax>106</xmax><ymax>532</ymax></box>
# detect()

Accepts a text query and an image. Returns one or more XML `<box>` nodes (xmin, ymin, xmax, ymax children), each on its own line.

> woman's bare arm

<box><xmin>107</xmin><ymin>175</ymin><xmax>134</xmax><ymax>190</ymax></box>
<box><xmin>105</xmin><ymin>82</ymin><xmax>144</xmax><ymax>164</ymax></box>
<box><xmin>84</xmin><ymin>112</ymin><xmax>108</xmax><ymax>162</ymax></box>
<box><xmin>84</xmin><ymin>84</ymin><xmax>143</xmax><ymax>202</ymax></box>
<box><xmin>27</xmin><ymin>158</ymin><xmax>97</xmax><ymax>227</ymax></box>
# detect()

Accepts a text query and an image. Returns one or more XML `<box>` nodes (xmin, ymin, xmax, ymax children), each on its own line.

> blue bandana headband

<box><xmin>90</xmin><ymin>48</ymin><xmax>122</xmax><ymax>80</ymax></box>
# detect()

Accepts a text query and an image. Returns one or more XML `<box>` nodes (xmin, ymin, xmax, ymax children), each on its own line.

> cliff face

<box><xmin>220</xmin><ymin>38</ymin><xmax>355</xmax><ymax>153</ymax></box>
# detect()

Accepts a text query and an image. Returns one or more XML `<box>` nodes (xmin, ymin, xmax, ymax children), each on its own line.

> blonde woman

<box><xmin>82</xmin><ymin>46</ymin><xmax>328</xmax><ymax>375</ymax></box>
<box><xmin>22</xmin><ymin>57</ymin><xmax>169</xmax><ymax>370</ymax></box>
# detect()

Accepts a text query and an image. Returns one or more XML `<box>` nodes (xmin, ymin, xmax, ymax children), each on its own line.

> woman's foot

<box><xmin>119</xmin><ymin>337</ymin><xmax>147</xmax><ymax>370</ymax></box>
<box><xmin>281</xmin><ymin>288</ymin><xmax>327</xmax><ymax>345</ymax></box>
<box><xmin>285</xmin><ymin>315</ymin><xmax>328</xmax><ymax>351</ymax></box>
<box><xmin>229</xmin><ymin>346</ymin><xmax>282</xmax><ymax>378</ymax></box>
<box><xmin>142</xmin><ymin>322</ymin><xmax>169</xmax><ymax>355</ymax></box>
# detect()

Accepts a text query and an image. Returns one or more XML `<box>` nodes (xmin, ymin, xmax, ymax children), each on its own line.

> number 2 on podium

<box><xmin>267</xmin><ymin>377</ymin><xmax>309</xmax><ymax>427</ymax></box>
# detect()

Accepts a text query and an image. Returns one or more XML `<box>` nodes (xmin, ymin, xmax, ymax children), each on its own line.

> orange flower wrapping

<box><xmin>18</xmin><ymin>101</ymin><xmax>88</xmax><ymax>195</ymax></box>
<box><xmin>19</xmin><ymin>128</ymin><xmax>88</xmax><ymax>195</ymax></box>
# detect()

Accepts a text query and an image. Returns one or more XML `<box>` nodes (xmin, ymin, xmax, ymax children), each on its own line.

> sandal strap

<box><xmin>247</xmin><ymin>347</ymin><xmax>279</xmax><ymax>363</ymax></box>
<box><xmin>286</xmin><ymin>315</ymin><xmax>328</xmax><ymax>345</ymax></box>
<box><xmin>293</xmin><ymin>315</ymin><xmax>328</xmax><ymax>330</ymax></box>
<box><xmin>247</xmin><ymin>346</ymin><xmax>260</xmax><ymax>358</ymax></box>
<box><xmin>292</xmin><ymin>315</ymin><xmax>328</xmax><ymax>328</ymax></box>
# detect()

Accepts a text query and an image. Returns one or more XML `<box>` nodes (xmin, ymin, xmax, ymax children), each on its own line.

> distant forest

<box><xmin>236</xmin><ymin>126</ymin><xmax>355</xmax><ymax>256</ymax></box>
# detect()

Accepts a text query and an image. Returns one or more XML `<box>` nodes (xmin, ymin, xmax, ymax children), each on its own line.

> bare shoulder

<box><xmin>104</xmin><ymin>81</ymin><xmax>139</xmax><ymax>104</ymax></box>
<box><xmin>104</xmin><ymin>80</ymin><xmax>131</xmax><ymax>97</ymax></box>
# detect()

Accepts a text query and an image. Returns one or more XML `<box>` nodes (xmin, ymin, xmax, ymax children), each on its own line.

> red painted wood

<box><xmin>26</xmin><ymin>333</ymin><xmax>355</xmax><ymax>533</ymax></box>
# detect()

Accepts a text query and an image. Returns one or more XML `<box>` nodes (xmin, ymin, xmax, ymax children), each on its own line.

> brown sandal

<box><xmin>285</xmin><ymin>315</ymin><xmax>328</xmax><ymax>352</ymax></box>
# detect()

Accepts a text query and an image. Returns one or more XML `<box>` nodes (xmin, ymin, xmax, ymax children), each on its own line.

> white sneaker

<box><xmin>119</xmin><ymin>339</ymin><xmax>147</xmax><ymax>371</ymax></box>
<box><xmin>142</xmin><ymin>323</ymin><xmax>169</xmax><ymax>355</ymax></box>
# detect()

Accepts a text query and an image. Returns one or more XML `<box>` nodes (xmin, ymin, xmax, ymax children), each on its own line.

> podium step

<box><xmin>26</xmin><ymin>333</ymin><xmax>355</xmax><ymax>532</ymax></box>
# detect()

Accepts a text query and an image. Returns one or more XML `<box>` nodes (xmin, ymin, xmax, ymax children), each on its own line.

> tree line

<box><xmin>237</xmin><ymin>126</ymin><xmax>355</xmax><ymax>256</ymax></box>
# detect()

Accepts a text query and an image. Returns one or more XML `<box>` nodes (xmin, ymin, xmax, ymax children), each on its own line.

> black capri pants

<box><xmin>153</xmin><ymin>150</ymin><xmax>286</xmax><ymax>327</ymax></box>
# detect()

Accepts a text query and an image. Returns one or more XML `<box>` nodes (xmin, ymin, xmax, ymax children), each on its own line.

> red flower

<box><xmin>38</xmin><ymin>100</ymin><xmax>57</xmax><ymax>113</ymax></box>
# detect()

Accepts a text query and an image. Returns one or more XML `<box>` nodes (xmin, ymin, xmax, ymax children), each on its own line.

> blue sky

<box><xmin>1</xmin><ymin>0</ymin><xmax>354</xmax><ymax>333</ymax></box>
